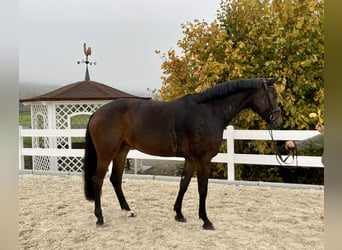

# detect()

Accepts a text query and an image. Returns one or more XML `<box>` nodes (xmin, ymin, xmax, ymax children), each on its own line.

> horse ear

<box><xmin>267</xmin><ymin>77</ymin><xmax>278</xmax><ymax>85</ymax></box>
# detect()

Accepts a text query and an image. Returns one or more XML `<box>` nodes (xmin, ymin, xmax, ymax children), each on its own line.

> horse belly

<box><xmin>120</xmin><ymin>100</ymin><xmax>185</xmax><ymax>157</ymax></box>
<box><xmin>125</xmin><ymin>126</ymin><xmax>179</xmax><ymax>157</ymax></box>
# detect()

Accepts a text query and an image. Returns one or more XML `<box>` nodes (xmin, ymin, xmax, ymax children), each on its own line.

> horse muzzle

<box><xmin>268</xmin><ymin>108</ymin><xmax>283</xmax><ymax>129</ymax></box>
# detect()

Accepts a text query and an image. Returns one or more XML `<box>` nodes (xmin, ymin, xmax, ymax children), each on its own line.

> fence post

<box><xmin>226</xmin><ymin>125</ymin><xmax>235</xmax><ymax>181</ymax></box>
<box><xmin>18</xmin><ymin>126</ymin><xmax>25</xmax><ymax>170</ymax></box>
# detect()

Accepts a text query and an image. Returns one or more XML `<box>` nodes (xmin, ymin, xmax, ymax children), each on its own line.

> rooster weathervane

<box><xmin>77</xmin><ymin>43</ymin><xmax>96</xmax><ymax>81</ymax></box>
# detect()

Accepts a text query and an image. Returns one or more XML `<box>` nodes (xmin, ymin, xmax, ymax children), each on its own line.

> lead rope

<box><xmin>268</xmin><ymin>126</ymin><xmax>298</xmax><ymax>167</ymax></box>
<box><xmin>262</xmin><ymin>78</ymin><xmax>298</xmax><ymax>167</ymax></box>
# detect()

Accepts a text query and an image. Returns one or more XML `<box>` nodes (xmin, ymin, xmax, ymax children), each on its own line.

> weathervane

<box><xmin>77</xmin><ymin>43</ymin><xmax>97</xmax><ymax>81</ymax></box>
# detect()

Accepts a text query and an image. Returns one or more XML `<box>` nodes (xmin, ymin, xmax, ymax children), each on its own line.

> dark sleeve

<box><xmin>294</xmin><ymin>133</ymin><xmax>324</xmax><ymax>151</ymax></box>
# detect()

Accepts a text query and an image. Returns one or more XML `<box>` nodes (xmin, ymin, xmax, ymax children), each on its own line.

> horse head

<box><xmin>250</xmin><ymin>78</ymin><xmax>283</xmax><ymax>129</ymax></box>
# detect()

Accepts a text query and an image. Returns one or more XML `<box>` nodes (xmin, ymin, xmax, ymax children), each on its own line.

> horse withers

<box><xmin>83</xmin><ymin>77</ymin><xmax>283</xmax><ymax>230</ymax></box>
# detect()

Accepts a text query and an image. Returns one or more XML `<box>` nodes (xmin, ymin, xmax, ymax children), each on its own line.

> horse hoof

<box><xmin>127</xmin><ymin>210</ymin><xmax>136</xmax><ymax>217</ymax></box>
<box><xmin>96</xmin><ymin>222</ymin><xmax>106</xmax><ymax>228</ymax></box>
<box><xmin>175</xmin><ymin>215</ymin><xmax>186</xmax><ymax>223</ymax></box>
<box><xmin>203</xmin><ymin>223</ymin><xmax>215</xmax><ymax>230</ymax></box>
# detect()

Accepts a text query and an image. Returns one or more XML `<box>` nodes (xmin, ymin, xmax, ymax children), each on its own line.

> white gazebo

<box><xmin>20</xmin><ymin>44</ymin><xmax>150</xmax><ymax>172</ymax></box>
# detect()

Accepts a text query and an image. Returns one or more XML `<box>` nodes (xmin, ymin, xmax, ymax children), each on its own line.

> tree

<box><xmin>157</xmin><ymin>21</ymin><xmax>229</xmax><ymax>100</ymax></box>
<box><xmin>156</xmin><ymin>0</ymin><xmax>324</xmax><ymax>183</ymax></box>
<box><xmin>158</xmin><ymin>0</ymin><xmax>324</xmax><ymax>130</ymax></box>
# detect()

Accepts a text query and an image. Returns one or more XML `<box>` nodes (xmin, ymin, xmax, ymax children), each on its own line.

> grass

<box><xmin>19</xmin><ymin>112</ymin><xmax>31</xmax><ymax>127</ymax></box>
<box><xmin>19</xmin><ymin>112</ymin><xmax>32</xmax><ymax>168</ymax></box>
<box><xmin>19</xmin><ymin>112</ymin><xmax>32</xmax><ymax>148</ymax></box>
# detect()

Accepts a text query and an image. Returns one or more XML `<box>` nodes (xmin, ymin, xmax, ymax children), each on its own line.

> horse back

<box><xmin>89</xmin><ymin>98</ymin><xmax>223</xmax><ymax>159</ymax></box>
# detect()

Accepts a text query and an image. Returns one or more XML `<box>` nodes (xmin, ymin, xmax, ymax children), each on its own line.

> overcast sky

<box><xmin>19</xmin><ymin>0</ymin><xmax>221</xmax><ymax>95</ymax></box>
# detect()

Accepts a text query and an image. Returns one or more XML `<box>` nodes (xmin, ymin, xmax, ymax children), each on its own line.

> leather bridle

<box><xmin>262</xmin><ymin>79</ymin><xmax>282</xmax><ymax>127</ymax></box>
<box><xmin>261</xmin><ymin>79</ymin><xmax>298</xmax><ymax>166</ymax></box>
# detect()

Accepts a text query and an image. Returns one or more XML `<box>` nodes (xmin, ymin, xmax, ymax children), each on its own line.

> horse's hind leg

<box><xmin>174</xmin><ymin>159</ymin><xmax>195</xmax><ymax>222</ymax></box>
<box><xmin>93</xmin><ymin>159</ymin><xmax>110</xmax><ymax>226</ymax></box>
<box><xmin>110</xmin><ymin>144</ymin><xmax>136</xmax><ymax>217</ymax></box>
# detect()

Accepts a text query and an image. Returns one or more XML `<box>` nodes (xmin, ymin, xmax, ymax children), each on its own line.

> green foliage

<box><xmin>70</xmin><ymin>114</ymin><xmax>90</xmax><ymax>144</ymax></box>
<box><xmin>157</xmin><ymin>0</ymin><xmax>324</xmax><ymax>184</ymax></box>
<box><xmin>19</xmin><ymin>112</ymin><xmax>32</xmax><ymax>148</ymax></box>
<box><xmin>210</xmin><ymin>163</ymin><xmax>227</xmax><ymax>179</ymax></box>
<box><xmin>19</xmin><ymin>112</ymin><xmax>31</xmax><ymax>128</ymax></box>
<box><xmin>158</xmin><ymin>0</ymin><xmax>324</xmax><ymax>130</ymax></box>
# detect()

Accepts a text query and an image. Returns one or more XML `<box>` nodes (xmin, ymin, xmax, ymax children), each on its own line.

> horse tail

<box><xmin>83</xmin><ymin>114</ymin><xmax>97</xmax><ymax>201</ymax></box>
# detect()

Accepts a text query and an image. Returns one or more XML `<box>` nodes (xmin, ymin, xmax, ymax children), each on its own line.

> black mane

<box><xmin>194</xmin><ymin>78</ymin><xmax>264</xmax><ymax>103</ymax></box>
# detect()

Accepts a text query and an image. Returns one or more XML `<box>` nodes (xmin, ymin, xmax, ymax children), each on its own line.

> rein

<box><xmin>268</xmin><ymin>127</ymin><xmax>298</xmax><ymax>167</ymax></box>
<box><xmin>262</xmin><ymin>79</ymin><xmax>298</xmax><ymax>167</ymax></box>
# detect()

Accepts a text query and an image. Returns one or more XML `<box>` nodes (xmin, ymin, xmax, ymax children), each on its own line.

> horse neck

<box><xmin>209</xmin><ymin>91</ymin><xmax>254</xmax><ymax>127</ymax></box>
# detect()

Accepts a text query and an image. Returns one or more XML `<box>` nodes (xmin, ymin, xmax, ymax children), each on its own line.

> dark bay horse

<box><xmin>83</xmin><ymin>78</ymin><xmax>283</xmax><ymax>230</ymax></box>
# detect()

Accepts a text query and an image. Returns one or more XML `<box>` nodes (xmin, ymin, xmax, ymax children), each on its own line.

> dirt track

<box><xmin>19</xmin><ymin>174</ymin><xmax>324</xmax><ymax>250</ymax></box>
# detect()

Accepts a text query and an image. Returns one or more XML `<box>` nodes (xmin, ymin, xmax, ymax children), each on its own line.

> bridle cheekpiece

<box><xmin>262</xmin><ymin>78</ymin><xmax>281</xmax><ymax>125</ymax></box>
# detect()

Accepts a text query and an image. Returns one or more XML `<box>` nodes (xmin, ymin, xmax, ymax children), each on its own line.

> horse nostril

<box><xmin>270</xmin><ymin>114</ymin><xmax>275</xmax><ymax>122</ymax></box>
<box><xmin>270</xmin><ymin>117</ymin><xmax>283</xmax><ymax>129</ymax></box>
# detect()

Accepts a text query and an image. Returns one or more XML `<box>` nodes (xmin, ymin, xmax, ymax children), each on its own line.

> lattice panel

<box><xmin>55</xmin><ymin>103</ymin><xmax>101</xmax><ymax>129</ymax></box>
<box><xmin>31</xmin><ymin>104</ymin><xmax>49</xmax><ymax>129</ymax></box>
<box><xmin>55</xmin><ymin>102</ymin><xmax>104</xmax><ymax>172</ymax></box>
<box><xmin>57</xmin><ymin>156</ymin><xmax>84</xmax><ymax>172</ymax></box>
<box><xmin>32</xmin><ymin>156</ymin><xmax>52</xmax><ymax>171</ymax></box>
<box><xmin>31</xmin><ymin>104</ymin><xmax>50</xmax><ymax>149</ymax></box>
<box><xmin>30</xmin><ymin>104</ymin><xmax>52</xmax><ymax>171</ymax></box>
<box><xmin>29</xmin><ymin>102</ymin><xmax>107</xmax><ymax>172</ymax></box>
<box><xmin>55</xmin><ymin>103</ymin><xmax>102</xmax><ymax>149</ymax></box>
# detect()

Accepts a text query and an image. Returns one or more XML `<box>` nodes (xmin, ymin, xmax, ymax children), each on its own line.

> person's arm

<box><xmin>294</xmin><ymin>133</ymin><xmax>324</xmax><ymax>151</ymax></box>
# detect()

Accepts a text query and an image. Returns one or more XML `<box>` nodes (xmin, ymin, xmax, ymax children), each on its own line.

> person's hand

<box><xmin>285</xmin><ymin>140</ymin><xmax>295</xmax><ymax>149</ymax></box>
<box><xmin>315</xmin><ymin>122</ymin><xmax>324</xmax><ymax>132</ymax></box>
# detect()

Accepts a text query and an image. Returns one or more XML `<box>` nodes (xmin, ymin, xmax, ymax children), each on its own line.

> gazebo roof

<box><xmin>20</xmin><ymin>80</ymin><xmax>150</xmax><ymax>102</ymax></box>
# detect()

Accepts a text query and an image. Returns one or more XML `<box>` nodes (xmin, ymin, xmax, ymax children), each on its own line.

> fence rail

<box><xmin>19</xmin><ymin>126</ymin><xmax>323</xmax><ymax>181</ymax></box>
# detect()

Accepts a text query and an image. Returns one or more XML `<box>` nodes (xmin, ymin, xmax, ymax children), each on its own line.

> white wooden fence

<box><xmin>19</xmin><ymin>125</ymin><xmax>323</xmax><ymax>181</ymax></box>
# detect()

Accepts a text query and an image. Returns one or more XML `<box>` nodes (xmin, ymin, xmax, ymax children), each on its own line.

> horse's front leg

<box><xmin>197</xmin><ymin>161</ymin><xmax>214</xmax><ymax>230</ymax></box>
<box><xmin>174</xmin><ymin>159</ymin><xmax>195</xmax><ymax>222</ymax></box>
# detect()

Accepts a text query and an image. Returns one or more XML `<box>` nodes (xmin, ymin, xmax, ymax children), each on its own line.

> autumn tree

<box><xmin>158</xmin><ymin>0</ymin><xmax>324</xmax><ymax>130</ymax></box>
<box><xmin>156</xmin><ymin>0</ymin><xmax>324</xmax><ymax>183</ymax></box>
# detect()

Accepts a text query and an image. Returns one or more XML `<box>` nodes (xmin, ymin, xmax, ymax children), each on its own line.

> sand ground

<box><xmin>19</xmin><ymin>174</ymin><xmax>324</xmax><ymax>250</ymax></box>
